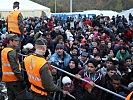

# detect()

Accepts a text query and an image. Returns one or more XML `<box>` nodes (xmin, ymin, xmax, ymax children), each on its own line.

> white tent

<box><xmin>119</xmin><ymin>8</ymin><xmax>133</xmax><ymax>21</ymax></box>
<box><xmin>0</xmin><ymin>0</ymin><xmax>51</xmax><ymax>19</ymax></box>
<box><xmin>83</xmin><ymin>10</ymin><xmax>119</xmax><ymax>18</ymax></box>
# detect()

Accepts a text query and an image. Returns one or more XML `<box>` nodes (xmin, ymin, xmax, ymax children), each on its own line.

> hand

<box><xmin>58</xmin><ymin>60</ymin><xmax>64</xmax><ymax>64</ymax></box>
<box><xmin>86</xmin><ymin>81</ymin><xmax>95</xmax><ymax>93</ymax></box>
<box><xmin>51</xmin><ymin>68</ymin><xmax>57</xmax><ymax>75</ymax></box>
<box><xmin>75</xmin><ymin>74</ymin><xmax>81</xmax><ymax>79</ymax></box>
<box><xmin>88</xmin><ymin>81</ymin><xmax>95</xmax><ymax>87</ymax></box>
<box><xmin>63</xmin><ymin>90</ymin><xmax>69</xmax><ymax>95</ymax></box>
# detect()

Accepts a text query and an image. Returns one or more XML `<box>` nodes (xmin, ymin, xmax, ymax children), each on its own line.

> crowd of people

<box><xmin>0</xmin><ymin>1</ymin><xmax>133</xmax><ymax>100</ymax></box>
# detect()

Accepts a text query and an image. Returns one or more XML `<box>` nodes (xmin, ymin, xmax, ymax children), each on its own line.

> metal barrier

<box><xmin>18</xmin><ymin>53</ymin><xmax>126</xmax><ymax>100</ymax></box>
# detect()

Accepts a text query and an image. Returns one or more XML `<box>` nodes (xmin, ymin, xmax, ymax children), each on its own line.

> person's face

<box><xmin>81</xmin><ymin>48</ymin><xmax>86</xmax><ymax>52</ymax></box>
<box><xmin>63</xmin><ymin>83</ymin><xmax>72</xmax><ymax>92</ymax></box>
<box><xmin>58</xmin><ymin>39</ymin><xmax>64</xmax><ymax>44</ymax></box>
<box><xmin>120</xmin><ymin>49</ymin><xmax>126</xmax><ymax>54</ymax></box>
<box><xmin>42</xmin><ymin>45</ymin><xmax>47</xmax><ymax>54</ymax></box>
<box><xmin>119</xmin><ymin>40</ymin><xmax>124</xmax><ymax>45</ymax></box>
<box><xmin>101</xmin><ymin>40</ymin><xmax>105</xmax><ymax>45</ymax></box>
<box><xmin>111</xmin><ymin>80</ymin><xmax>120</xmax><ymax>91</ymax></box>
<box><xmin>46</xmin><ymin>35</ymin><xmax>51</xmax><ymax>40</ymax></box>
<box><xmin>107</xmin><ymin>70</ymin><xmax>116</xmax><ymax>78</ymax></box>
<box><xmin>69</xmin><ymin>61</ymin><xmax>76</xmax><ymax>69</ymax></box>
<box><xmin>10</xmin><ymin>39</ymin><xmax>20</xmax><ymax>48</ymax></box>
<box><xmin>125</xmin><ymin>59</ymin><xmax>132</xmax><ymax>66</ymax></box>
<box><xmin>87</xmin><ymin>63</ymin><xmax>96</xmax><ymax>73</ymax></box>
<box><xmin>71</xmin><ymin>49</ymin><xmax>78</xmax><ymax>55</ymax></box>
<box><xmin>81</xmin><ymin>56</ymin><xmax>87</xmax><ymax>61</ymax></box>
<box><xmin>93</xmin><ymin>48</ymin><xmax>98</xmax><ymax>54</ymax></box>
<box><xmin>131</xmin><ymin>47</ymin><xmax>133</xmax><ymax>52</ymax></box>
<box><xmin>106</xmin><ymin>61</ymin><xmax>113</xmax><ymax>68</ymax></box>
<box><xmin>56</xmin><ymin>48</ymin><xmax>64</xmax><ymax>56</ymax></box>
<box><xmin>108</xmin><ymin>43</ymin><xmax>112</xmax><ymax>48</ymax></box>
<box><xmin>92</xmin><ymin>42</ymin><xmax>97</xmax><ymax>47</ymax></box>
<box><xmin>95</xmin><ymin>56</ymin><xmax>101</xmax><ymax>61</ymax></box>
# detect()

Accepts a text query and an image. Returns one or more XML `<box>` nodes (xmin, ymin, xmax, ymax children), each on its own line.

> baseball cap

<box><xmin>81</xmin><ymin>52</ymin><xmax>88</xmax><ymax>57</ymax></box>
<box><xmin>35</xmin><ymin>38</ymin><xmax>47</xmax><ymax>45</ymax></box>
<box><xmin>7</xmin><ymin>34</ymin><xmax>20</xmax><ymax>41</ymax></box>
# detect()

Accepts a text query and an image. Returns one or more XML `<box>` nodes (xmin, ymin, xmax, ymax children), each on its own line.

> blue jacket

<box><xmin>48</xmin><ymin>51</ymin><xmax>72</xmax><ymax>69</ymax></box>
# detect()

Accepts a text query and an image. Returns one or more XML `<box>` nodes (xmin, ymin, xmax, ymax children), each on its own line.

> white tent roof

<box><xmin>0</xmin><ymin>0</ymin><xmax>51</xmax><ymax>18</ymax></box>
<box><xmin>0</xmin><ymin>0</ymin><xmax>50</xmax><ymax>11</ymax></box>
<box><xmin>83</xmin><ymin>10</ymin><xmax>119</xmax><ymax>18</ymax></box>
<box><xmin>119</xmin><ymin>8</ymin><xmax>133</xmax><ymax>21</ymax></box>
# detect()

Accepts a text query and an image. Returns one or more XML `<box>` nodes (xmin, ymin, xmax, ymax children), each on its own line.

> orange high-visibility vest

<box><xmin>1</xmin><ymin>48</ymin><xmax>21</xmax><ymax>82</ymax></box>
<box><xmin>126</xmin><ymin>91</ymin><xmax>133</xmax><ymax>100</ymax></box>
<box><xmin>24</xmin><ymin>55</ymin><xmax>47</xmax><ymax>96</ymax></box>
<box><xmin>7</xmin><ymin>10</ymin><xmax>21</xmax><ymax>35</ymax></box>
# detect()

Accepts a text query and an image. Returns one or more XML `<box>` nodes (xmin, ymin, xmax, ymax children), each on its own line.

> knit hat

<box><xmin>7</xmin><ymin>34</ymin><xmax>20</xmax><ymax>41</ymax></box>
<box><xmin>62</xmin><ymin>76</ymin><xmax>72</xmax><ymax>84</ymax></box>
<box><xmin>35</xmin><ymin>38</ymin><xmax>47</xmax><ymax>45</ymax></box>
<box><xmin>23</xmin><ymin>43</ymin><xmax>34</xmax><ymax>49</ymax></box>
<box><xmin>55</xmin><ymin>44</ymin><xmax>64</xmax><ymax>49</ymax></box>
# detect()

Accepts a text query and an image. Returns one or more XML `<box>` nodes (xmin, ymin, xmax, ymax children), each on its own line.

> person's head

<box><xmin>93</xmin><ymin>47</ymin><xmax>100</xmax><ymax>54</ymax></box>
<box><xmin>80</xmin><ymin>45</ymin><xmax>87</xmax><ymax>52</ymax></box>
<box><xmin>107</xmin><ymin>66</ymin><xmax>117</xmax><ymax>78</ymax></box>
<box><xmin>92</xmin><ymin>41</ymin><xmax>98</xmax><ymax>47</ymax></box>
<box><xmin>125</xmin><ymin>56</ymin><xmax>132</xmax><ymax>66</ymax></box>
<box><xmin>13</xmin><ymin>1</ymin><xmax>19</xmax><ymax>9</ymax></box>
<box><xmin>45</xmin><ymin>32</ymin><xmax>51</xmax><ymax>40</ymax></box>
<box><xmin>100</xmin><ymin>40</ymin><xmax>106</xmax><ymax>45</ymax></box>
<box><xmin>81</xmin><ymin>51</ymin><xmax>88</xmax><ymax>61</ymax></box>
<box><xmin>107</xmin><ymin>42</ymin><xmax>112</xmax><ymax>48</ymax></box>
<box><xmin>120</xmin><ymin>46</ymin><xmax>127</xmax><ymax>54</ymax></box>
<box><xmin>54</xmin><ymin>27</ymin><xmax>60</xmax><ymax>33</ymax></box>
<box><xmin>106</xmin><ymin>57</ymin><xmax>114</xmax><ymax>68</ymax></box>
<box><xmin>69</xmin><ymin>58</ymin><xmax>78</xmax><ymax>69</ymax></box>
<box><xmin>55</xmin><ymin>35</ymin><xmax>64</xmax><ymax>44</ymax></box>
<box><xmin>86</xmin><ymin>59</ymin><xmax>98</xmax><ymax>74</ymax></box>
<box><xmin>94</xmin><ymin>53</ymin><xmax>101</xmax><ymax>63</ymax></box>
<box><xmin>35</xmin><ymin>38</ymin><xmax>47</xmax><ymax>54</ymax></box>
<box><xmin>55</xmin><ymin>44</ymin><xmax>64</xmax><ymax>56</ymax></box>
<box><xmin>110</xmin><ymin>74</ymin><xmax>121</xmax><ymax>91</ymax></box>
<box><xmin>7</xmin><ymin>34</ymin><xmax>20</xmax><ymax>48</ymax></box>
<box><xmin>119</xmin><ymin>39</ymin><xmax>124</xmax><ymax>45</ymax></box>
<box><xmin>70</xmin><ymin>47</ymin><xmax>79</xmax><ymax>57</ymax></box>
<box><xmin>62</xmin><ymin>76</ymin><xmax>73</xmax><ymax>92</ymax></box>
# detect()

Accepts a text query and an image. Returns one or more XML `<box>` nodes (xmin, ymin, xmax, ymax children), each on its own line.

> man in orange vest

<box><xmin>7</xmin><ymin>1</ymin><xmax>23</xmax><ymax>36</ymax></box>
<box><xmin>24</xmin><ymin>38</ymin><xmax>69</xmax><ymax>100</ymax></box>
<box><xmin>1</xmin><ymin>34</ymin><xmax>29</xmax><ymax>100</ymax></box>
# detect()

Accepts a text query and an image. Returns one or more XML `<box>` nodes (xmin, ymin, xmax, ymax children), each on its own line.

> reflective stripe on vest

<box><xmin>28</xmin><ymin>75</ymin><xmax>41</xmax><ymax>81</ymax></box>
<box><xmin>2</xmin><ymin>63</ymin><xmax>10</xmax><ymax>67</ymax></box>
<box><xmin>24</xmin><ymin>55</ymin><xmax>47</xmax><ymax>96</ymax></box>
<box><xmin>3</xmin><ymin>72</ymin><xmax>15</xmax><ymax>75</ymax></box>
<box><xmin>7</xmin><ymin>11</ymin><xmax>21</xmax><ymax>34</ymax></box>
